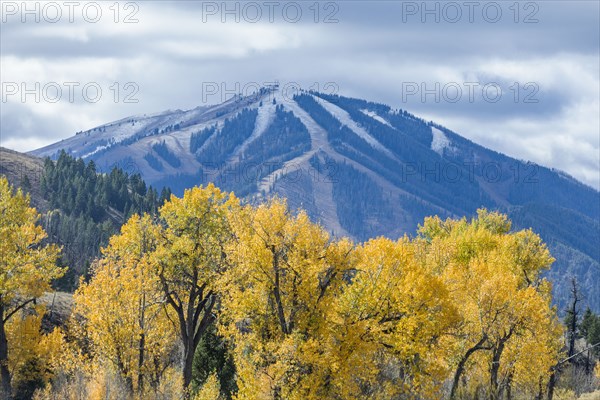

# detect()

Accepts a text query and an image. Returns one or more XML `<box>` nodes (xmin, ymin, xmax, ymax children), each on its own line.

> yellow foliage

<box><xmin>216</xmin><ymin>205</ymin><xmax>564</xmax><ymax>399</ymax></box>
<box><xmin>0</xmin><ymin>176</ymin><xmax>65</xmax><ymax>396</ymax></box>
<box><xmin>329</xmin><ymin>236</ymin><xmax>459</xmax><ymax>398</ymax></box>
<box><xmin>419</xmin><ymin>209</ymin><xmax>562</xmax><ymax>398</ymax></box>
<box><xmin>155</xmin><ymin>184</ymin><xmax>240</xmax><ymax>390</ymax></box>
<box><xmin>14</xmin><ymin>172</ymin><xmax>563</xmax><ymax>400</ymax></box>
<box><xmin>74</xmin><ymin>214</ymin><xmax>178</xmax><ymax>395</ymax></box>
<box><xmin>0</xmin><ymin>177</ymin><xmax>64</xmax><ymax>304</ymax></box>
<box><xmin>194</xmin><ymin>372</ymin><xmax>221</xmax><ymax>400</ymax></box>
<box><xmin>220</xmin><ymin>199</ymin><xmax>355</xmax><ymax>399</ymax></box>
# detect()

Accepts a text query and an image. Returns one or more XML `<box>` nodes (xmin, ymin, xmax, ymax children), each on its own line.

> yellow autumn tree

<box><xmin>154</xmin><ymin>184</ymin><xmax>239</xmax><ymax>393</ymax></box>
<box><xmin>0</xmin><ymin>176</ymin><xmax>64</xmax><ymax>397</ymax></box>
<box><xmin>219</xmin><ymin>199</ymin><xmax>355</xmax><ymax>400</ymax></box>
<box><xmin>328</xmin><ymin>236</ymin><xmax>459</xmax><ymax>399</ymax></box>
<box><xmin>6</xmin><ymin>310</ymin><xmax>68</xmax><ymax>399</ymax></box>
<box><xmin>74</xmin><ymin>213</ymin><xmax>178</xmax><ymax>397</ymax></box>
<box><xmin>418</xmin><ymin>209</ymin><xmax>563</xmax><ymax>399</ymax></box>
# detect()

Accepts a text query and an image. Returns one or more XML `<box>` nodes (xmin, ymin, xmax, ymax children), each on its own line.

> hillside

<box><xmin>0</xmin><ymin>147</ymin><xmax>46</xmax><ymax>211</ymax></box>
<box><xmin>1</xmin><ymin>147</ymin><xmax>169</xmax><ymax>290</ymax></box>
<box><xmin>20</xmin><ymin>87</ymin><xmax>600</xmax><ymax>311</ymax></box>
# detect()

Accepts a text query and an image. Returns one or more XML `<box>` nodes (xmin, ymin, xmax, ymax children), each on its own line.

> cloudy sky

<box><xmin>1</xmin><ymin>1</ymin><xmax>599</xmax><ymax>188</ymax></box>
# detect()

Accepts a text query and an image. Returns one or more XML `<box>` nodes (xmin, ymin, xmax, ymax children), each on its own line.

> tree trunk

<box><xmin>490</xmin><ymin>336</ymin><xmax>509</xmax><ymax>400</ymax></box>
<box><xmin>182</xmin><ymin>293</ymin><xmax>216</xmax><ymax>396</ymax></box>
<box><xmin>137</xmin><ymin>331</ymin><xmax>145</xmax><ymax>394</ymax></box>
<box><xmin>450</xmin><ymin>335</ymin><xmax>488</xmax><ymax>399</ymax></box>
<box><xmin>0</xmin><ymin>305</ymin><xmax>12</xmax><ymax>399</ymax></box>
<box><xmin>567</xmin><ymin>278</ymin><xmax>580</xmax><ymax>358</ymax></box>
<box><xmin>546</xmin><ymin>370</ymin><xmax>556</xmax><ymax>400</ymax></box>
<box><xmin>489</xmin><ymin>327</ymin><xmax>516</xmax><ymax>400</ymax></box>
<box><xmin>116</xmin><ymin>354</ymin><xmax>134</xmax><ymax>394</ymax></box>
<box><xmin>137</xmin><ymin>293</ymin><xmax>146</xmax><ymax>395</ymax></box>
<box><xmin>505</xmin><ymin>372</ymin><xmax>513</xmax><ymax>400</ymax></box>
<box><xmin>182</xmin><ymin>335</ymin><xmax>195</xmax><ymax>393</ymax></box>
<box><xmin>159</xmin><ymin>265</ymin><xmax>216</xmax><ymax>397</ymax></box>
<box><xmin>271</xmin><ymin>248</ymin><xmax>289</xmax><ymax>335</ymax></box>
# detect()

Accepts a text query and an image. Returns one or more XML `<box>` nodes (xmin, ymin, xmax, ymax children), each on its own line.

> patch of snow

<box><xmin>258</xmin><ymin>150</ymin><xmax>315</xmax><ymax>194</ymax></box>
<box><xmin>282</xmin><ymin>95</ymin><xmax>329</xmax><ymax>151</ymax></box>
<box><xmin>360</xmin><ymin>109</ymin><xmax>392</xmax><ymax>127</ymax></box>
<box><xmin>106</xmin><ymin>121</ymin><xmax>151</xmax><ymax>143</ymax></box>
<box><xmin>127</xmin><ymin>108</ymin><xmax>185</xmax><ymax>121</ymax></box>
<box><xmin>311</xmin><ymin>96</ymin><xmax>396</xmax><ymax>159</ymax></box>
<box><xmin>430</xmin><ymin>127</ymin><xmax>451</xmax><ymax>155</ymax></box>
<box><xmin>230</xmin><ymin>101</ymin><xmax>277</xmax><ymax>162</ymax></box>
<box><xmin>81</xmin><ymin>145</ymin><xmax>110</xmax><ymax>159</ymax></box>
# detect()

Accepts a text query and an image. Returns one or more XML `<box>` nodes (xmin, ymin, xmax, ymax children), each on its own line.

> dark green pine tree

<box><xmin>192</xmin><ymin>325</ymin><xmax>237</xmax><ymax>398</ymax></box>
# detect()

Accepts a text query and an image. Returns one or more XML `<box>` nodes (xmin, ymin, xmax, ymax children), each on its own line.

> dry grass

<box><xmin>0</xmin><ymin>147</ymin><xmax>47</xmax><ymax>210</ymax></box>
<box><xmin>38</xmin><ymin>292</ymin><xmax>74</xmax><ymax>331</ymax></box>
<box><xmin>579</xmin><ymin>391</ymin><xmax>600</xmax><ymax>400</ymax></box>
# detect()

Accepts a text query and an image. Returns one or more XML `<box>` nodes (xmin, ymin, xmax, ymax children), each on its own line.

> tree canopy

<box><xmin>2</xmin><ymin>175</ymin><xmax>594</xmax><ymax>399</ymax></box>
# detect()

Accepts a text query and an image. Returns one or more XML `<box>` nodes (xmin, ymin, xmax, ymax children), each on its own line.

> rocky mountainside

<box><xmin>26</xmin><ymin>86</ymin><xmax>600</xmax><ymax>311</ymax></box>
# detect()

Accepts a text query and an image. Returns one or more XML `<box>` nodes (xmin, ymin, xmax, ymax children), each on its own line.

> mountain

<box><xmin>29</xmin><ymin>86</ymin><xmax>600</xmax><ymax>312</ymax></box>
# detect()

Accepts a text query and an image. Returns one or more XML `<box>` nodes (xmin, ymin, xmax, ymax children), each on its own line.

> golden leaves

<box><xmin>74</xmin><ymin>213</ymin><xmax>177</xmax><ymax>395</ymax></box>
<box><xmin>0</xmin><ymin>177</ymin><xmax>63</xmax><ymax>303</ymax></box>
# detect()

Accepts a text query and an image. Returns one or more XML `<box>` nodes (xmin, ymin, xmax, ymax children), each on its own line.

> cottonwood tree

<box><xmin>75</xmin><ymin>214</ymin><xmax>177</xmax><ymax>396</ymax></box>
<box><xmin>329</xmin><ymin>236</ymin><xmax>459</xmax><ymax>399</ymax></box>
<box><xmin>0</xmin><ymin>177</ymin><xmax>63</xmax><ymax>397</ymax></box>
<box><xmin>418</xmin><ymin>210</ymin><xmax>562</xmax><ymax>399</ymax></box>
<box><xmin>218</xmin><ymin>199</ymin><xmax>355</xmax><ymax>400</ymax></box>
<box><xmin>154</xmin><ymin>184</ymin><xmax>239</xmax><ymax>393</ymax></box>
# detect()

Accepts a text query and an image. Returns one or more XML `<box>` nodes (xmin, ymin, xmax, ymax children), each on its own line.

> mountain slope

<box><xmin>30</xmin><ymin>86</ymin><xmax>600</xmax><ymax>311</ymax></box>
<box><xmin>0</xmin><ymin>147</ymin><xmax>47</xmax><ymax>211</ymax></box>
